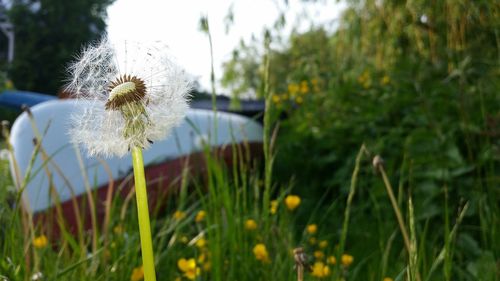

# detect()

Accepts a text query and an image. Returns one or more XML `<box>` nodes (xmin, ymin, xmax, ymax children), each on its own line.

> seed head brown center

<box><xmin>105</xmin><ymin>74</ymin><xmax>146</xmax><ymax>110</ymax></box>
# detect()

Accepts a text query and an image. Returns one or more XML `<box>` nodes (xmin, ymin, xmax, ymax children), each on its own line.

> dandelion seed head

<box><xmin>66</xmin><ymin>37</ymin><xmax>191</xmax><ymax>157</ymax></box>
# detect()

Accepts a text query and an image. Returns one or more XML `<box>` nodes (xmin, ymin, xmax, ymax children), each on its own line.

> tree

<box><xmin>7</xmin><ymin>0</ymin><xmax>115</xmax><ymax>95</ymax></box>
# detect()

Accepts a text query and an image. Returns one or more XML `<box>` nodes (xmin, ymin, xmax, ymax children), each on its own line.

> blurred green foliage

<box><xmin>223</xmin><ymin>0</ymin><xmax>499</xmax><ymax>279</ymax></box>
<box><xmin>6</xmin><ymin>0</ymin><xmax>115</xmax><ymax>95</ymax></box>
<box><xmin>0</xmin><ymin>70</ymin><xmax>5</xmax><ymax>92</ymax></box>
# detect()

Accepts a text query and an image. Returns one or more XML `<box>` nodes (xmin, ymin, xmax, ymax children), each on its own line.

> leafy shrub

<box><xmin>222</xmin><ymin>0</ymin><xmax>499</xmax><ymax>278</ymax></box>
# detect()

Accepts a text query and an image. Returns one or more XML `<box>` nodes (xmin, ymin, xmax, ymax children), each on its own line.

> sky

<box><xmin>107</xmin><ymin>0</ymin><xmax>346</xmax><ymax>93</ymax></box>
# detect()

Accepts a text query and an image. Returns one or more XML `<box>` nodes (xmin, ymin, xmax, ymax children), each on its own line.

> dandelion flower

<box><xmin>319</xmin><ymin>240</ymin><xmax>328</xmax><ymax>249</ymax></box>
<box><xmin>33</xmin><ymin>235</ymin><xmax>48</xmax><ymax>249</ymax></box>
<box><xmin>65</xmin><ymin>37</ymin><xmax>189</xmax><ymax>281</ymax></box>
<box><xmin>244</xmin><ymin>219</ymin><xmax>258</xmax><ymax>231</ymax></box>
<box><xmin>341</xmin><ymin>254</ymin><xmax>354</xmax><ymax>267</ymax></box>
<box><xmin>195</xmin><ymin>210</ymin><xmax>206</xmax><ymax>223</ymax></box>
<box><xmin>327</xmin><ymin>255</ymin><xmax>336</xmax><ymax>265</ymax></box>
<box><xmin>31</xmin><ymin>272</ymin><xmax>44</xmax><ymax>280</ymax></box>
<box><xmin>306</xmin><ymin>224</ymin><xmax>317</xmax><ymax>234</ymax></box>
<box><xmin>383</xmin><ymin>278</ymin><xmax>393</xmax><ymax>281</ymax></box>
<box><xmin>177</xmin><ymin>258</ymin><xmax>200</xmax><ymax>280</ymax></box>
<box><xmin>285</xmin><ymin>195</ymin><xmax>301</xmax><ymax>211</ymax></box>
<box><xmin>381</xmin><ymin>75</ymin><xmax>391</xmax><ymax>85</ymax></box>
<box><xmin>197</xmin><ymin>252</ymin><xmax>207</xmax><ymax>263</ymax></box>
<box><xmin>311</xmin><ymin>261</ymin><xmax>330</xmax><ymax>278</ymax></box>
<box><xmin>314</xmin><ymin>250</ymin><xmax>325</xmax><ymax>260</ymax></box>
<box><xmin>113</xmin><ymin>225</ymin><xmax>123</xmax><ymax>234</ymax></box>
<box><xmin>195</xmin><ymin>237</ymin><xmax>207</xmax><ymax>248</ymax></box>
<box><xmin>272</xmin><ymin>94</ymin><xmax>281</xmax><ymax>104</ymax></box>
<box><xmin>66</xmin><ymin>37</ymin><xmax>191</xmax><ymax>157</ymax></box>
<box><xmin>180</xmin><ymin>236</ymin><xmax>189</xmax><ymax>244</ymax></box>
<box><xmin>130</xmin><ymin>266</ymin><xmax>144</xmax><ymax>281</ymax></box>
<box><xmin>288</xmin><ymin>83</ymin><xmax>299</xmax><ymax>95</ymax></box>
<box><xmin>253</xmin><ymin>243</ymin><xmax>270</xmax><ymax>263</ymax></box>
<box><xmin>202</xmin><ymin>261</ymin><xmax>211</xmax><ymax>271</ymax></box>
<box><xmin>173</xmin><ymin>210</ymin><xmax>186</xmax><ymax>220</ymax></box>
<box><xmin>295</xmin><ymin>96</ymin><xmax>304</xmax><ymax>104</ymax></box>
<box><xmin>309</xmin><ymin>237</ymin><xmax>317</xmax><ymax>245</ymax></box>
<box><xmin>300</xmin><ymin>80</ymin><xmax>309</xmax><ymax>94</ymax></box>
<box><xmin>270</xmin><ymin>200</ymin><xmax>279</xmax><ymax>214</ymax></box>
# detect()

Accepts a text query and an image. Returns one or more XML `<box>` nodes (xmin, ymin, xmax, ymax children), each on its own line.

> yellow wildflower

<box><xmin>341</xmin><ymin>254</ymin><xmax>354</xmax><ymax>267</ymax></box>
<box><xmin>113</xmin><ymin>225</ymin><xmax>123</xmax><ymax>234</ymax></box>
<box><xmin>203</xmin><ymin>261</ymin><xmax>211</xmax><ymax>271</ymax></box>
<box><xmin>281</xmin><ymin>93</ymin><xmax>289</xmax><ymax>101</ymax></box>
<box><xmin>177</xmin><ymin>258</ymin><xmax>200</xmax><ymax>280</ymax></box>
<box><xmin>295</xmin><ymin>96</ymin><xmax>304</xmax><ymax>104</ymax></box>
<box><xmin>327</xmin><ymin>255</ymin><xmax>337</xmax><ymax>265</ymax></box>
<box><xmin>244</xmin><ymin>219</ymin><xmax>258</xmax><ymax>231</ymax></box>
<box><xmin>103</xmin><ymin>249</ymin><xmax>111</xmax><ymax>259</ymax></box>
<box><xmin>184</xmin><ymin>268</ymin><xmax>201</xmax><ymax>280</ymax></box>
<box><xmin>288</xmin><ymin>83</ymin><xmax>299</xmax><ymax>95</ymax></box>
<box><xmin>130</xmin><ymin>266</ymin><xmax>144</xmax><ymax>281</ymax></box>
<box><xmin>285</xmin><ymin>195</ymin><xmax>301</xmax><ymax>211</ymax></box>
<box><xmin>180</xmin><ymin>235</ymin><xmax>189</xmax><ymax>244</ymax></box>
<box><xmin>197</xmin><ymin>252</ymin><xmax>207</xmax><ymax>263</ymax></box>
<box><xmin>357</xmin><ymin>70</ymin><xmax>369</xmax><ymax>83</ymax></box>
<box><xmin>178</xmin><ymin>258</ymin><xmax>195</xmax><ymax>271</ymax></box>
<box><xmin>272</xmin><ymin>94</ymin><xmax>281</xmax><ymax>104</ymax></box>
<box><xmin>381</xmin><ymin>75</ymin><xmax>390</xmax><ymax>85</ymax></box>
<box><xmin>311</xmin><ymin>261</ymin><xmax>331</xmax><ymax>278</ymax></box>
<box><xmin>314</xmin><ymin>250</ymin><xmax>325</xmax><ymax>260</ymax></box>
<box><xmin>270</xmin><ymin>200</ymin><xmax>279</xmax><ymax>214</ymax></box>
<box><xmin>309</xmin><ymin>237</ymin><xmax>317</xmax><ymax>245</ymax></box>
<box><xmin>306</xmin><ymin>224</ymin><xmax>317</xmax><ymax>234</ymax></box>
<box><xmin>33</xmin><ymin>235</ymin><xmax>48</xmax><ymax>249</ymax></box>
<box><xmin>300</xmin><ymin>81</ymin><xmax>309</xmax><ymax>94</ymax></box>
<box><xmin>195</xmin><ymin>237</ymin><xmax>207</xmax><ymax>248</ymax></box>
<box><xmin>357</xmin><ymin>70</ymin><xmax>372</xmax><ymax>89</ymax></box>
<box><xmin>195</xmin><ymin>210</ymin><xmax>206</xmax><ymax>222</ymax></box>
<box><xmin>319</xmin><ymin>240</ymin><xmax>328</xmax><ymax>249</ymax></box>
<box><xmin>383</xmin><ymin>278</ymin><xmax>393</xmax><ymax>281</ymax></box>
<box><xmin>253</xmin><ymin>243</ymin><xmax>270</xmax><ymax>263</ymax></box>
<box><xmin>173</xmin><ymin>210</ymin><xmax>186</xmax><ymax>220</ymax></box>
<box><xmin>311</xmin><ymin>78</ymin><xmax>320</xmax><ymax>92</ymax></box>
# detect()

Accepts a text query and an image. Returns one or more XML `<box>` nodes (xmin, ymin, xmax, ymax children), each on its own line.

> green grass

<box><xmin>1</xmin><ymin>128</ymin><xmax>496</xmax><ymax>281</ymax></box>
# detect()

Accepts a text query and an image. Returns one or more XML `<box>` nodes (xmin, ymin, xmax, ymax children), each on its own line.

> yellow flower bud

<box><xmin>285</xmin><ymin>195</ymin><xmax>301</xmax><ymax>211</ymax></box>
<box><xmin>306</xmin><ymin>224</ymin><xmax>318</xmax><ymax>234</ymax></box>
<box><xmin>244</xmin><ymin>219</ymin><xmax>258</xmax><ymax>231</ymax></box>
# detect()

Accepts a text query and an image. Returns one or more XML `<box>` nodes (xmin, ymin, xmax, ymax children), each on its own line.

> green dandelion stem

<box><xmin>131</xmin><ymin>147</ymin><xmax>157</xmax><ymax>281</ymax></box>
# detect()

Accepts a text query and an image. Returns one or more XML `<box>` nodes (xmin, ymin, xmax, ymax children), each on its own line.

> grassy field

<box><xmin>0</xmin><ymin>107</ymin><xmax>497</xmax><ymax>281</ymax></box>
<box><xmin>0</xmin><ymin>135</ymin><xmax>363</xmax><ymax>281</ymax></box>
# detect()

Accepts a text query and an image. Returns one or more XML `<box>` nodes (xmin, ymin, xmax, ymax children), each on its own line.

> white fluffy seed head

<box><xmin>66</xmin><ymin>37</ymin><xmax>192</xmax><ymax>157</ymax></box>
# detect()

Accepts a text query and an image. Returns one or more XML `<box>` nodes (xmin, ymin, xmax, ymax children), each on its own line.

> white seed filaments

<box><xmin>67</xmin><ymin>39</ymin><xmax>191</xmax><ymax>157</ymax></box>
